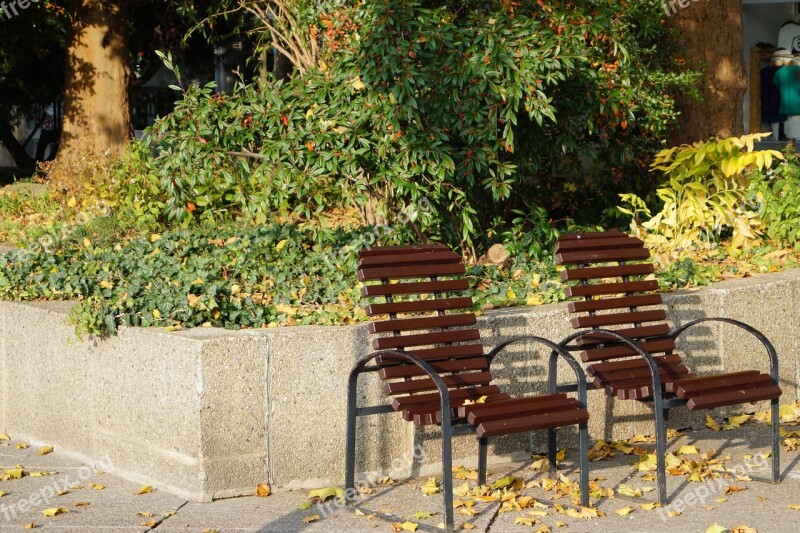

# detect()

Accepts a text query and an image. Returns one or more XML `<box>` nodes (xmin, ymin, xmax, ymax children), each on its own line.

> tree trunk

<box><xmin>0</xmin><ymin>120</ymin><xmax>34</xmax><ymax>168</ymax></box>
<box><xmin>667</xmin><ymin>0</ymin><xmax>747</xmax><ymax>144</ymax></box>
<box><xmin>59</xmin><ymin>1</ymin><xmax>131</xmax><ymax>161</ymax></box>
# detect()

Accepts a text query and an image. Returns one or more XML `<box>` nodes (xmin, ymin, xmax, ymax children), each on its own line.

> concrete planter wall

<box><xmin>1</xmin><ymin>270</ymin><xmax>798</xmax><ymax>501</ymax></box>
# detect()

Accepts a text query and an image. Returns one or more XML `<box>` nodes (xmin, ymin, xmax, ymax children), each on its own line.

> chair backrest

<box><xmin>554</xmin><ymin>230</ymin><xmax>678</xmax><ymax>364</ymax></box>
<box><xmin>358</xmin><ymin>244</ymin><xmax>499</xmax><ymax>420</ymax></box>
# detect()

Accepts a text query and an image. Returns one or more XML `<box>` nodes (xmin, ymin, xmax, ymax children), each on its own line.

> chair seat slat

<box><xmin>560</xmin><ymin>263</ymin><xmax>655</xmax><ymax>282</ymax></box>
<box><xmin>571</xmin><ymin>309</ymin><xmax>666</xmax><ymax>329</ymax></box>
<box><xmin>383</xmin><ymin>371</ymin><xmax>493</xmax><ymax>396</ymax></box>
<box><xmin>372</xmin><ymin>328</ymin><xmax>480</xmax><ymax>350</ymax></box>
<box><xmin>556</xmin><ymin>248</ymin><xmax>651</xmax><ymax>265</ymax></box>
<box><xmin>555</xmin><ymin>236</ymin><xmax>644</xmax><ymax>253</ymax></box>
<box><xmin>369</xmin><ymin>313</ymin><xmax>477</xmax><ymax>334</ymax></box>
<box><xmin>358</xmin><ymin>250</ymin><xmax>461</xmax><ymax>268</ymax></box>
<box><xmin>686</xmin><ymin>385</ymin><xmax>782</xmax><ymax>410</ymax></box>
<box><xmin>476</xmin><ymin>409</ymin><xmax>590</xmax><ymax>437</ymax></box>
<box><xmin>361</xmin><ymin>279</ymin><xmax>469</xmax><ymax>297</ymax></box>
<box><xmin>379</xmin><ymin>357</ymin><xmax>489</xmax><ymax>379</ymax></box>
<box><xmin>365</xmin><ymin>297</ymin><xmax>474</xmax><ymax>316</ymax></box>
<box><xmin>568</xmin><ymin>294</ymin><xmax>663</xmax><ymax>313</ymax></box>
<box><xmin>359</xmin><ymin>262</ymin><xmax>466</xmax><ymax>281</ymax></box>
<box><xmin>565</xmin><ymin>280</ymin><xmax>658</xmax><ymax>298</ymax></box>
<box><xmin>674</xmin><ymin>371</ymin><xmax>772</xmax><ymax>398</ymax></box>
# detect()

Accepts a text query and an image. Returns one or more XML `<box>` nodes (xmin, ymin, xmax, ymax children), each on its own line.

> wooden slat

<box><xmin>369</xmin><ymin>313</ymin><xmax>477</xmax><ymax>333</ymax></box>
<box><xmin>575</xmin><ymin>324</ymin><xmax>671</xmax><ymax>346</ymax></box>
<box><xmin>580</xmin><ymin>338</ymin><xmax>676</xmax><ymax>362</ymax></box>
<box><xmin>384</xmin><ymin>371</ymin><xmax>493</xmax><ymax>396</ymax></box>
<box><xmin>558</xmin><ymin>230</ymin><xmax>626</xmax><ymax>241</ymax></box>
<box><xmin>565</xmin><ymin>280</ymin><xmax>658</xmax><ymax>298</ymax></box>
<box><xmin>409</xmin><ymin>393</ymin><xmax>513</xmax><ymax>425</ymax></box>
<box><xmin>476</xmin><ymin>408</ymin><xmax>589</xmax><ymax>437</ymax></box>
<box><xmin>555</xmin><ymin>236</ymin><xmax>644</xmax><ymax>253</ymax></box>
<box><xmin>587</xmin><ymin>353</ymin><xmax>683</xmax><ymax>375</ymax></box>
<box><xmin>358</xmin><ymin>250</ymin><xmax>460</xmax><ymax>268</ymax></box>
<box><xmin>686</xmin><ymin>385</ymin><xmax>782</xmax><ymax>410</ymax></box>
<box><xmin>373</xmin><ymin>328</ymin><xmax>480</xmax><ymax>350</ymax></box>
<box><xmin>392</xmin><ymin>385</ymin><xmax>502</xmax><ymax>412</ymax></box>
<box><xmin>359</xmin><ymin>244</ymin><xmax>449</xmax><ymax>258</ymax></box>
<box><xmin>592</xmin><ymin>362</ymin><xmax>691</xmax><ymax>389</ymax></box>
<box><xmin>561</xmin><ymin>263</ymin><xmax>655</xmax><ymax>282</ymax></box>
<box><xmin>675</xmin><ymin>371</ymin><xmax>773</xmax><ymax>398</ymax></box>
<box><xmin>555</xmin><ymin>247</ymin><xmax>651</xmax><ymax>265</ymax></box>
<box><xmin>361</xmin><ymin>279</ymin><xmax>469</xmax><ymax>297</ymax></box>
<box><xmin>374</xmin><ymin>343</ymin><xmax>485</xmax><ymax>364</ymax></box>
<box><xmin>366</xmin><ymin>297</ymin><xmax>474</xmax><ymax>316</ymax></box>
<box><xmin>379</xmin><ymin>357</ymin><xmax>489</xmax><ymax>379</ymax></box>
<box><xmin>568</xmin><ymin>294</ymin><xmax>662</xmax><ymax>313</ymax></box>
<box><xmin>359</xmin><ymin>262</ymin><xmax>466</xmax><ymax>281</ymax></box>
<box><xmin>459</xmin><ymin>394</ymin><xmax>577</xmax><ymax>423</ymax></box>
<box><xmin>571</xmin><ymin>309</ymin><xmax>667</xmax><ymax>329</ymax></box>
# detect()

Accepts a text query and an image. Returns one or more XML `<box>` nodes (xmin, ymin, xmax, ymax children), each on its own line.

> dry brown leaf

<box><xmin>256</xmin><ymin>484</ymin><xmax>271</xmax><ymax>497</ymax></box>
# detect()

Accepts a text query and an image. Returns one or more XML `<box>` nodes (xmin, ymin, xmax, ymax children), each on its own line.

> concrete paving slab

<box><xmin>3</xmin><ymin>413</ymin><xmax>800</xmax><ymax>532</ymax></box>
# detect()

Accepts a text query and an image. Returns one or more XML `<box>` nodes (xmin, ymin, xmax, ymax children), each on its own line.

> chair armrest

<box><xmin>486</xmin><ymin>336</ymin><xmax>588</xmax><ymax>406</ymax></box>
<box><xmin>558</xmin><ymin>328</ymin><xmax>665</xmax><ymax>406</ymax></box>
<box><xmin>348</xmin><ymin>350</ymin><xmax>452</xmax><ymax>426</ymax></box>
<box><xmin>669</xmin><ymin>318</ymin><xmax>779</xmax><ymax>382</ymax></box>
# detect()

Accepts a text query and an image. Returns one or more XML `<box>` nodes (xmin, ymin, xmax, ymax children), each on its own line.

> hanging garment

<box><xmin>774</xmin><ymin>64</ymin><xmax>800</xmax><ymax>115</ymax></box>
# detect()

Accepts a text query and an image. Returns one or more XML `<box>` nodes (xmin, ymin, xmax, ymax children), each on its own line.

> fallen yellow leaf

<box><xmin>301</xmin><ymin>514</ymin><xmax>320</xmax><ymax>523</ymax></box>
<box><xmin>38</xmin><ymin>446</ymin><xmax>53</xmax><ymax>456</ymax></box>
<box><xmin>308</xmin><ymin>486</ymin><xmax>345</xmax><ymax>502</ymax></box>
<box><xmin>615</xmin><ymin>506</ymin><xmax>634</xmax><ymax>516</ymax></box>
<box><xmin>89</xmin><ymin>483</ymin><xmax>105</xmax><ymax>490</ymax></box>
<box><xmin>705</xmin><ymin>524</ymin><xmax>728</xmax><ymax>533</ymax></box>
<box><xmin>41</xmin><ymin>508</ymin><xmax>68</xmax><ymax>517</ymax></box>
<box><xmin>421</xmin><ymin>477</ymin><xmax>441</xmax><ymax>495</ymax></box>
<box><xmin>256</xmin><ymin>484</ymin><xmax>271</xmax><ymax>497</ymax></box>
<box><xmin>24</xmin><ymin>524</ymin><xmax>36</xmax><ymax>529</ymax></box>
<box><xmin>678</xmin><ymin>445</ymin><xmax>699</xmax><ymax>455</ymax></box>
<box><xmin>0</xmin><ymin>434</ymin><xmax>9</xmax><ymax>440</ymax></box>
<box><xmin>137</xmin><ymin>485</ymin><xmax>153</xmax><ymax>495</ymax></box>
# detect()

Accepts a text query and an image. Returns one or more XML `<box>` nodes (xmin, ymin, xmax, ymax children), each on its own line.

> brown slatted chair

<box><xmin>345</xmin><ymin>244</ymin><xmax>590</xmax><ymax>532</ymax></box>
<box><xmin>554</xmin><ymin>230</ymin><xmax>781</xmax><ymax>503</ymax></box>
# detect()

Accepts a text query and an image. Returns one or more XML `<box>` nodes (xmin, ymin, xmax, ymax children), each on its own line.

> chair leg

<box><xmin>442</xmin><ymin>424</ymin><xmax>455</xmax><ymax>533</ymax></box>
<box><xmin>578</xmin><ymin>422</ymin><xmax>589</xmax><ymax>507</ymax></box>
<box><xmin>477</xmin><ymin>437</ymin><xmax>488</xmax><ymax>486</ymax></box>
<box><xmin>771</xmin><ymin>396</ymin><xmax>781</xmax><ymax>483</ymax></box>
<box><xmin>655</xmin><ymin>408</ymin><xmax>668</xmax><ymax>504</ymax></box>
<box><xmin>547</xmin><ymin>427</ymin><xmax>557</xmax><ymax>474</ymax></box>
<box><xmin>344</xmin><ymin>384</ymin><xmax>358</xmax><ymax>503</ymax></box>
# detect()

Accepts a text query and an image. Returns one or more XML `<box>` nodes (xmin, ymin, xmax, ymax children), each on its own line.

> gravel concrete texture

<box><xmin>2</xmin><ymin>270</ymin><xmax>800</xmax><ymax>501</ymax></box>
<box><xmin>1</xmin><ymin>418</ymin><xmax>799</xmax><ymax>532</ymax></box>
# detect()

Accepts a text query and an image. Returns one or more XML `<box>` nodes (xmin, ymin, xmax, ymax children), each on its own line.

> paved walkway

<box><xmin>0</xmin><ymin>419</ymin><xmax>798</xmax><ymax>532</ymax></box>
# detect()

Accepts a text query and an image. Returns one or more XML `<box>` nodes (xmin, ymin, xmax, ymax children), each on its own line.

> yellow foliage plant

<box><xmin>619</xmin><ymin>133</ymin><xmax>783</xmax><ymax>258</ymax></box>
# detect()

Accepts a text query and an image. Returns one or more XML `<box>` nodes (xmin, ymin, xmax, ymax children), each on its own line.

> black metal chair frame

<box><xmin>559</xmin><ymin>317</ymin><xmax>780</xmax><ymax>504</ymax></box>
<box><xmin>345</xmin><ymin>335</ymin><xmax>593</xmax><ymax>533</ymax></box>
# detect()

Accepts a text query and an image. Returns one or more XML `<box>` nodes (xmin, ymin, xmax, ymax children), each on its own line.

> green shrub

<box><xmin>141</xmin><ymin>0</ymin><xmax>696</xmax><ymax>254</ymax></box>
<box><xmin>618</xmin><ymin>133</ymin><xmax>783</xmax><ymax>254</ymax></box>
<box><xmin>750</xmin><ymin>147</ymin><xmax>800</xmax><ymax>249</ymax></box>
